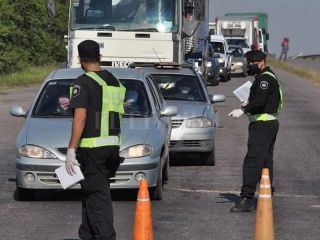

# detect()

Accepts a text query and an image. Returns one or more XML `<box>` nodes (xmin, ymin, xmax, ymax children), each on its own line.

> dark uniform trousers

<box><xmin>77</xmin><ymin>147</ymin><xmax>121</xmax><ymax>240</ymax></box>
<box><xmin>240</xmin><ymin>120</ymin><xmax>279</xmax><ymax>199</ymax></box>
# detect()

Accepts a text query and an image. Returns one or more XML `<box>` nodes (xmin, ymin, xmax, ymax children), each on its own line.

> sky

<box><xmin>209</xmin><ymin>0</ymin><xmax>320</xmax><ymax>57</ymax></box>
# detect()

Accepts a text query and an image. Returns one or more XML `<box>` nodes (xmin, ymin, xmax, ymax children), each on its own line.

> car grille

<box><xmin>171</xmin><ymin>119</ymin><xmax>184</xmax><ymax>128</ymax></box>
<box><xmin>57</xmin><ymin>148</ymin><xmax>67</xmax><ymax>155</ymax></box>
<box><xmin>38</xmin><ymin>172</ymin><xmax>60</xmax><ymax>184</ymax></box>
<box><xmin>170</xmin><ymin>140</ymin><xmax>211</xmax><ymax>148</ymax></box>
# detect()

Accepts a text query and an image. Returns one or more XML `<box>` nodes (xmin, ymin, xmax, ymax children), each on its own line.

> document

<box><xmin>55</xmin><ymin>165</ymin><xmax>84</xmax><ymax>190</ymax></box>
<box><xmin>233</xmin><ymin>81</ymin><xmax>252</xmax><ymax>103</ymax></box>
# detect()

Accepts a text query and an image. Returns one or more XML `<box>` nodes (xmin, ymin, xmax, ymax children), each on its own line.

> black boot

<box><xmin>230</xmin><ymin>198</ymin><xmax>256</xmax><ymax>213</ymax></box>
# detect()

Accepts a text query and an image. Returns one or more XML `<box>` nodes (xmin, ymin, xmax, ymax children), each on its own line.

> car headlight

<box><xmin>18</xmin><ymin>145</ymin><xmax>58</xmax><ymax>159</ymax></box>
<box><xmin>206</xmin><ymin>62</ymin><xmax>212</xmax><ymax>67</ymax></box>
<box><xmin>235</xmin><ymin>62</ymin><xmax>244</xmax><ymax>66</ymax></box>
<box><xmin>186</xmin><ymin>117</ymin><xmax>212</xmax><ymax>128</ymax></box>
<box><xmin>119</xmin><ymin>144</ymin><xmax>152</xmax><ymax>158</ymax></box>
<box><xmin>218</xmin><ymin>58</ymin><xmax>224</xmax><ymax>63</ymax></box>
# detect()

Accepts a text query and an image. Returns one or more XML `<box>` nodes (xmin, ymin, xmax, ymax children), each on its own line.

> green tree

<box><xmin>0</xmin><ymin>0</ymin><xmax>68</xmax><ymax>74</ymax></box>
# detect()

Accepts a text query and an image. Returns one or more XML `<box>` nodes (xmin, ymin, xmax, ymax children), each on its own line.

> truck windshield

<box><xmin>71</xmin><ymin>0</ymin><xmax>179</xmax><ymax>33</ymax></box>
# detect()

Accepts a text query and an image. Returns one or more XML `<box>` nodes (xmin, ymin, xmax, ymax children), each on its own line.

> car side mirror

<box><xmin>10</xmin><ymin>106</ymin><xmax>27</xmax><ymax>118</ymax></box>
<box><xmin>160</xmin><ymin>106</ymin><xmax>178</xmax><ymax>117</ymax></box>
<box><xmin>210</xmin><ymin>94</ymin><xmax>226</xmax><ymax>104</ymax></box>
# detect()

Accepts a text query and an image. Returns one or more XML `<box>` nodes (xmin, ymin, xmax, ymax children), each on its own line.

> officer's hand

<box><xmin>241</xmin><ymin>101</ymin><xmax>247</xmax><ymax>107</ymax></box>
<box><xmin>228</xmin><ymin>109</ymin><xmax>244</xmax><ymax>119</ymax></box>
<box><xmin>65</xmin><ymin>148</ymin><xmax>80</xmax><ymax>176</ymax></box>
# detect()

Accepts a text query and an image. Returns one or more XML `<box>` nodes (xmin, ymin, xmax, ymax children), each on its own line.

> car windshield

<box><xmin>226</xmin><ymin>39</ymin><xmax>249</xmax><ymax>48</ymax></box>
<box><xmin>70</xmin><ymin>0</ymin><xmax>179</xmax><ymax>33</ymax></box>
<box><xmin>32</xmin><ymin>79</ymin><xmax>151</xmax><ymax>118</ymax></box>
<box><xmin>151</xmin><ymin>74</ymin><xmax>206</xmax><ymax>102</ymax></box>
<box><xmin>230</xmin><ymin>47</ymin><xmax>243</xmax><ymax>57</ymax></box>
<box><xmin>210</xmin><ymin>41</ymin><xmax>225</xmax><ymax>54</ymax></box>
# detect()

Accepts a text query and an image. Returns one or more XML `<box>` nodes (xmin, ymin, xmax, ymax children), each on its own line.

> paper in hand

<box><xmin>55</xmin><ymin>164</ymin><xmax>84</xmax><ymax>190</ymax></box>
<box><xmin>233</xmin><ymin>81</ymin><xmax>252</xmax><ymax>103</ymax></box>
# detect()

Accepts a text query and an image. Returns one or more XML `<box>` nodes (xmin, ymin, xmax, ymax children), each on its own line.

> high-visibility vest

<box><xmin>248</xmin><ymin>71</ymin><xmax>283</xmax><ymax>122</ymax></box>
<box><xmin>79</xmin><ymin>72</ymin><xmax>126</xmax><ymax>148</ymax></box>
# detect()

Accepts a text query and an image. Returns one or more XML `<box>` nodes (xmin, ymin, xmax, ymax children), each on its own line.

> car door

<box><xmin>146</xmin><ymin>75</ymin><xmax>171</xmax><ymax>161</ymax></box>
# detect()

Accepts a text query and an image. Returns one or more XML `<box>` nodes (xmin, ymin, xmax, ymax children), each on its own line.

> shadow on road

<box><xmin>216</xmin><ymin>193</ymin><xmax>240</xmax><ymax>204</ymax></box>
<box><xmin>170</xmin><ymin>153</ymin><xmax>205</xmax><ymax>166</ymax></box>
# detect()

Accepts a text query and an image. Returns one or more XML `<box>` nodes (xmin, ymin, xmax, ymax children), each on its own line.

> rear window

<box><xmin>151</xmin><ymin>74</ymin><xmax>206</xmax><ymax>102</ymax></box>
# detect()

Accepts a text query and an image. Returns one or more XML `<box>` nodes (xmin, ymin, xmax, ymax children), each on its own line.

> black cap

<box><xmin>78</xmin><ymin>40</ymin><xmax>100</xmax><ymax>61</ymax></box>
<box><xmin>245</xmin><ymin>50</ymin><xmax>266</xmax><ymax>62</ymax></box>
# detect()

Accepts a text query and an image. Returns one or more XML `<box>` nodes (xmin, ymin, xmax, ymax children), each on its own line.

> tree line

<box><xmin>0</xmin><ymin>0</ymin><xmax>68</xmax><ymax>74</ymax></box>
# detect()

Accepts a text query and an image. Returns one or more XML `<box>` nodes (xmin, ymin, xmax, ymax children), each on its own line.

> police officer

<box><xmin>228</xmin><ymin>50</ymin><xmax>283</xmax><ymax>213</ymax></box>
<box><xmin>65</xmin><ymin>40</ymin><xmax>126</xmax><ymax>239</ymax></box>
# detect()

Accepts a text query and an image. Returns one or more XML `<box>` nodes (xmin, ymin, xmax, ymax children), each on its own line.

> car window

<box><xmin>33</xmin><ymin>79</ymin><xmax>74</xmax><ymax>117</ymax></box>
<box><xmin>120</xmin><ymin>79</ymin><xmax>152</xmax><ymax>117</ymax></box>
<box><xmin>230</xmin><ymin>47</ymin><xmax>243</xmax><ymax>57</ymax></box>
<box><xmin>210</xmin><ymin>41</ymin><xmax>225</xmax><ymax>54</ymax></box>
<box><xmin>146</xmin><ymin>76</ymin><xmax>164</xmax><ymax>111</ymax></box>
<box><xmin>151</xmin><ymin>74</ymin><xmax>206</xmax><ymax>102</ymax></box>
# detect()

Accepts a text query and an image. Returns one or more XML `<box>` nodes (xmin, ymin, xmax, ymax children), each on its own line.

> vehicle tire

<box><xmin>150</xmin><ymin>156</ymin><xmax>164</xmax><ymax>200</ymax></box>
<box><xmin>14</xmin><ymin>185</ymin><xmax>36</xmax><ymax>201</ymax></box>
<box><xmin>242</xmin><ymin>70</ymin><xmax>248</xmax><ymax>77</ymax></box>
<box><xmin>211</xmin><ymin>77</ymin><xmax>219</xmax><ymax>86</ymax></box>
<box><xmin>227</xmin><ymin>71</ymin><xmax>231</xmax><ymax>80</ymax></box>
<box><xmin>201</xmin><ymin>148</ymin><xmax>215</xmax><ymax>166</ymax></box>
<box><xmin>163</xmin><ymin>156</ymin><xmax>169</xmax><ymax>184</ymax></box>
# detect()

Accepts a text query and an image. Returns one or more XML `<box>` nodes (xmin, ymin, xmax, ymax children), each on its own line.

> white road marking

<box><xmin>168</xmin><ymin>187</ymin><xmax>320</xmax><ymax>199</ymax></box>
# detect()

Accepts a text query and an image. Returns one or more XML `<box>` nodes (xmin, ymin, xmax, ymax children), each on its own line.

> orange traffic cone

<box><xmin>133</xmin><ymin>179</ymin><xmax>153</xmax><ymax>240</ymax></box>
<box><xmin>254</xmin><ymin>168</ymin><xmax>274</xmax><ymax>240</ymax></box>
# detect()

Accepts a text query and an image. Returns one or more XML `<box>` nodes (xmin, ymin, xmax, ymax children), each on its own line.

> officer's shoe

<box><xmin>230</xmin><ymin>198</ymin><xmax>255</xmax><ymax>213</ymax></box>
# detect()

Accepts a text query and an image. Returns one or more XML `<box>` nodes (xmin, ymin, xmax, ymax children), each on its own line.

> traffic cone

<box><xmin>254</xmin><ymin>168</ymin><xmax>274</xmax><ymax>240</ymax></box>
<box><xmin>133</xmin><ymin>179</ymin><xmax>153</xmax><ymax>240</ymax></box>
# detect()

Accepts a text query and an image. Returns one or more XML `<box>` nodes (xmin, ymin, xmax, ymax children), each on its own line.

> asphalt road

<box><xmin>0</xmin><ymin>68</ymin><xmax>320</xmax><ymax>240</ymax></box>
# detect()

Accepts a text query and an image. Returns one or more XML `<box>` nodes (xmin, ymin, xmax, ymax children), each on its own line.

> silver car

<box><xmin>229</xmin><ymin>45</ymin><xmax>248</xmax><ymax>77</ymax></box>
<box><xmin>10</xmin><ymin>67</ymin><xmax>177</xmax><ymax>200</ymax></box>
<box><xmin>130</xmin><ymin>63</ymin><xmax>225</xmax><ymax>165</ymax></box>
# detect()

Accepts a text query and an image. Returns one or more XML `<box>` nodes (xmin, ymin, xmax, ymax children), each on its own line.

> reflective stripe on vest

<box><xmin>249</xmin><ymin>71</ymin><xmax>283</xmax><ymax>122</ymax></box>
<box><xmin>79</xmin><ymin>72</ymin><xmax>126</xmax><ymax>148</ymax></box>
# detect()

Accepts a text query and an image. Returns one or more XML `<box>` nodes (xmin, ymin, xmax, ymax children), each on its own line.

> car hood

<box><xmin>25</xmin><ymin>117</ymin><xmax>152</xmax><ymax>157</ymax></box>
<box><xmin>232</xmin><ymin>57</ymin><xmax>245</xmax><ymax>63</ymax></box>
<box><xmin>166</xmin><ymin>100</ymin><xmax>207</xmax><ymax>119</ymax></box>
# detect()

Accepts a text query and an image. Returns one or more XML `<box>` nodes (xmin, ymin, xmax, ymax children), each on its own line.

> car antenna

<box><xmin>153</xmin><ymin>47</ymin><xmax>162</xmax><ymax>63</ymax></box>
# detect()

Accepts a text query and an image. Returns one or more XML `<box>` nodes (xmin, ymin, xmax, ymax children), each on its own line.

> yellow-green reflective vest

<box><xmin>79</xmin><ymin>72</ymin><xmax>126</xmax><ymax>148</ymax></box>
<box><xmin>248</xmin><ymin>71</ymin><xmax>283</xmax><ymax>122</ymax></box>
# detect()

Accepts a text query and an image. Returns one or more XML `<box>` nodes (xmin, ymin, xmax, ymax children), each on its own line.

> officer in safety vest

<box><xmin>228</xmin><ymin>50</ymin><xmax>283</xmax><ymax>213</ymax></box>
<box><xmin>65</xmin><ymin>40</ymin><xmax>125</xmax><ymax>239</ymax></box>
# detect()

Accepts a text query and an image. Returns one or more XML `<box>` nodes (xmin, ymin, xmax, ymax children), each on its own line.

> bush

<box><xmin>0</xmin><ymin>0</ymin><xmax>68</xmax><ymax>74</ymax></box>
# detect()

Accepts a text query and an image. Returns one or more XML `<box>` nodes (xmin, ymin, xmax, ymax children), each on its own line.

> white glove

<box><xmin>241</xmin><ymin>101</ymin><xmax>247</xmax><ymax>107</ymax></box>
<box><xmin>228</xmin><ymin>109</ymin><xmax>244</xmax><ymax>119</ymax></box>
<box><xmin>65</xmin><ymin>148</ymin><xmax>80</xmax><ymax>176</ymax></box>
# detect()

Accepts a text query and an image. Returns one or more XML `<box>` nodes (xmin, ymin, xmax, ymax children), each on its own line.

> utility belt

<box><xmin>79</xmin><ymin>135</ymin><xmax>120</xmax><ymax>148</ymax></box>
<box><xmin>248</xmin><ymin>113</ymin><xmax>277</xmax><ymax>122</ymax></box>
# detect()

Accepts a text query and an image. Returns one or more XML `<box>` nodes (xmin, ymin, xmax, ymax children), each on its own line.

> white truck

<box><xmin>215</xmin><ymin>16</ymin><xmax>260</xmax><ymax>51</ymax></box>
<box><xmin>46</xmin><ymin>0</ymin><xmax>210</xmax><ymax>70</ymax></box>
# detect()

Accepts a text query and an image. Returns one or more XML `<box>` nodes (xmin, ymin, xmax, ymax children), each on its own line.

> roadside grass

<box><xmin>268</xmin><ymin>56</ymin><xmax>320</xmax><ymax>84</ymax></box>
<box><xmin>0</xmin><ymin>65</ymin><xmax>58</xmax><ymax>90</ymax></box>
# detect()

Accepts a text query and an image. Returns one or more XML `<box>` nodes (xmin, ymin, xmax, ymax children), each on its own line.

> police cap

<box><xmin>78</xmin><ymin>40</ymin><xmax>100</xmax><ymax>61</ymax></box>
<box><xmin>245</xmin><ymin>50</ymin><xmax>266</xmax><ymax>62</ymax></box>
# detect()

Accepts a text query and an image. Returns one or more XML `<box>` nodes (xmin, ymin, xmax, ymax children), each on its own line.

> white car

<box><xmin>210</xmin><ymin>35</ymin><xmax>233</xmax><ymax>82</ymax></box>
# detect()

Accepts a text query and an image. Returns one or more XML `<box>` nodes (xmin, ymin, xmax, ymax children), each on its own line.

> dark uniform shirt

<box><xmin>70</xmin><ymin>70</ymin><xmax>121</xmax><ymax>139</ymax></box>
<box><xmin>243</xmin><ymin>66</ymin><xmax>281</xmax><ymax>115</ymax></box>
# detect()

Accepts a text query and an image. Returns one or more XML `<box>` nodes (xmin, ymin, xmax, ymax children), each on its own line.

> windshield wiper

<box><xmin>75</xmin><ymin>25</ymin><xmax>116</xmax><ymax>31</ymax></box>
<box><xmin>121</xmin><ymin>28</ymin><xmax>158</xmax><ymax>32</ymax></box>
